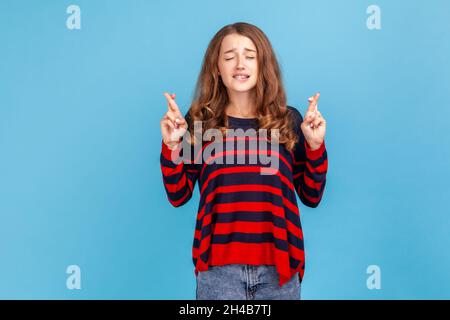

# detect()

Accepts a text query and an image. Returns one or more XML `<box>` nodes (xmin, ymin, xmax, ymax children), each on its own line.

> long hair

<box><xmin>186</xmin><ymin>22</ymin><xmax>299</xmax><ymax>152</ymax></box>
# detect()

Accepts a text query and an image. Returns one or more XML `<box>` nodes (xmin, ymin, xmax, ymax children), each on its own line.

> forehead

<box><xmin>220</xmin><ymin>33</ymin><xmax>257</xmax><ymax>53</ymax></box>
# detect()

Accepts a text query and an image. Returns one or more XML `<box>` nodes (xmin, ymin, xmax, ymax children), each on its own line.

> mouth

<box><xmin>233</xmin><ymin>74</ymin><xmax>250</xmax><ymax>81</ymax></box>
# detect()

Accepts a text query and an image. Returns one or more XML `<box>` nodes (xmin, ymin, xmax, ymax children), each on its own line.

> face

<box><xmin>217</xmin><ymin>33</ymin><xmax>258</xmax><ymax>94</ymax></box>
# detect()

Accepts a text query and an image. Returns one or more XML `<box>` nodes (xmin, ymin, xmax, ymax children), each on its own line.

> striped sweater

<box><xmin>160</xmin><ymin>106</ymin><xmax>328</xmax><ymax>287</ymax></box>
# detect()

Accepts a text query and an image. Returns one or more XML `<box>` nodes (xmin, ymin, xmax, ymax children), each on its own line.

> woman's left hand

<box><xmin>300</xmin><ymin>92</ymin><xmax>327</xmax><ymax>150</ymax></box>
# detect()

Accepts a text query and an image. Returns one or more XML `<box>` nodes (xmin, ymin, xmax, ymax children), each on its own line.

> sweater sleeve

<box><xmin>289</xmin><ymin>106</ymin><xmax>328</xmax><ymax>208</ymax></box>
<box><xmin>160</xmin><ymin>113</ymin><xmax>200</xmax><ymax>207</ymax></box>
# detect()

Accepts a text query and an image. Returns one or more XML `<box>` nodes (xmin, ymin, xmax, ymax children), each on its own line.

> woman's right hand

<box><xmin>160</xmin><ymin>92</ymin><xmax>188</xmax><ymax>150</ymax></box>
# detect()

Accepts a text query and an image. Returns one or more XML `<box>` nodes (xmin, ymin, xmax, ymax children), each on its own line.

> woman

<box><xmin>160</xmin><ymin>22</ymin><xmax>328</xmax><ymax>300</ymax></box>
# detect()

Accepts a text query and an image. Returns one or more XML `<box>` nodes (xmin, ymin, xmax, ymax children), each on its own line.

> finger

<box><xmin>164</xmin><ymin>113</ymin><xmax>178</xmax><ymax>128</ymax></box>
<box><xmin>170</xmin><ymin>101</ymin><xmax>183</xmax><ymax>119</ymax></box>
<box><xmin>309</xmin><ymin>115</ymin><xmax>317</xmax><ymax>128</ymax></box>
<box><xmin>307</xmin><ymin>92</ymin><xmax>320</xmax><ymax>113</ymax></box>
<box><xmin>308</xmin><ymin>95</ymin><xmax>317</xmax><ymax>103</ymax></box>
<box><xmin>305</xmin><ymin>111</ymin><xmax>316</xmax><ymax>124</ymax></box>
<box><xmin>313</xmin><ymin>116</ymin><xmax>321</xmax><ymax>128</ymax></box>
<box><xmin>164</xmin><ymin>92</ymin><xmax>181</xmax><ymax>115</ymax></box>
<box><xmin>314</xmin><ymin>92</ymin><xmax>320</xmax><ymax>111</ymax></box>
<box><xmin>175</xmin><ymin>116</ymin><xmax>187</xmax><ymax>128</ymax></box>
<box><xmin>307</xmin><ymin>100</ymin><xmax>317</xmax><ymax>113</ymax></box>
<box><xmin>163</xmin><ymin>92</ymin><xmax>176</xmax><ymax>109</ymax></box>
<box><xmin>162</xmin><ymin>118</ymin><xmax>175</xmax><ymax>130</ymax></box>
<box><xmin>164</xmin><ymin>95</ymin><xmax>185</xmax><ymax>126</ymax></box>
<box><xmin>311</xmin><ymin>111</ymin><xmax>318</xmax><ymax>125</ymax></box>
<box><xmin>166</xmin><ymin>109</ymin><xmax>178</xmax><ymax>120</ymax></box>
<box><xmin>167</xmin><ymin>111</ymin><xmax>185</xmax><ymax>129</ymax></box>
<box><xmin>311</xmin><ymin>94</ymin><xmax>319</xmax><ymax>112</ymax></box>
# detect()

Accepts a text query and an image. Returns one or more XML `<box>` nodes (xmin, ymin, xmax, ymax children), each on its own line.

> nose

<box><xmin>236</xmin><ymin>55</ymin><xmax>245</xmax><ymax>70</ymax></box>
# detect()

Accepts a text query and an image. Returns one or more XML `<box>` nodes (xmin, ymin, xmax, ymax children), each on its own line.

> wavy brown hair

<box><xmin>186</xmin><ymin>22</ymin><xmax>299</xmax><ymax>152</ymax></box>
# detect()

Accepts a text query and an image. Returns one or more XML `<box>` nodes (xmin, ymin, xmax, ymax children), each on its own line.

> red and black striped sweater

<box><xmin>160</xmin><ymin>105</ymin><xmax>328</xmax><ymax>287</ymax></box>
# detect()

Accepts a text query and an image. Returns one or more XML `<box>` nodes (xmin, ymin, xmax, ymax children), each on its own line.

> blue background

<box><xmin>1</xmin><ymin>0</ymin><xmax>449</xmax><ymax>299</ymax></box>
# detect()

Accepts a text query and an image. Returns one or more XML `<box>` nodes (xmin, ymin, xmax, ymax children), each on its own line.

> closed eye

<box><xmin>225</xmin><ymin>57</ymin><xmax>255</xmax><ymax>61</ymax></box>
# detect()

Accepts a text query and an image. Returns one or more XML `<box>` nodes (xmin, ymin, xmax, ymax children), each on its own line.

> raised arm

<box><xmin>290</xmin><ymin>93</ymin><xmax>328</xmax><ymax>208</ymax></box>
<box><xmin>160</xmin><ymin>92</ymin><xmax>200</xmax><ymax>207</ymax></box>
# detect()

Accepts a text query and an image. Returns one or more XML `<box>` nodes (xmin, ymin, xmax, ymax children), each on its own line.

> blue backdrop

<box><xmin>1</xmin><ymin>0</ymin><xmax>449</xmax><ymax>299</ymax></box>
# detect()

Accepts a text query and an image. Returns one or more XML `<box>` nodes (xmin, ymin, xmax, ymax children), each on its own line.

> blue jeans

<box><xmin>196</xmin><ymin>264</ymin><xmax>301</xmax><ymax>300</ymax></box>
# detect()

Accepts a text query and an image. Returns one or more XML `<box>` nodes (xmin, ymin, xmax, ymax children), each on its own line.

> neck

<box><xmin>225</xmin><ymin>89</ymin><xmax>257</xmax><ymax>118</ymax></box>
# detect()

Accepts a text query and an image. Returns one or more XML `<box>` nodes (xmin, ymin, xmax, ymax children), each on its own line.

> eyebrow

<box><xmin>223</xmin><ymin>48</ymin><xmax>257</xmax><ymax>54</ymax></box>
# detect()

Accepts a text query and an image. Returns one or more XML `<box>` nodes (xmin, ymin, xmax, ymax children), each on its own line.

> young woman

<box><xmin>160</xmin><ymin>22</ymin><xmax>328</xmax><ymax>300</ymax></box>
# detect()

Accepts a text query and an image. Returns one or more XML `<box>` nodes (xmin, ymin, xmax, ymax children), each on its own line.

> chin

<box><xmin>230</xmin><ymin>84</ymin><xmax>257</xmax><ymax>93</ymax></box>
<box><xmin>232</xmin><ymin>87</ymin><xmax>254</xmax><ymax>93</ymax></box>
